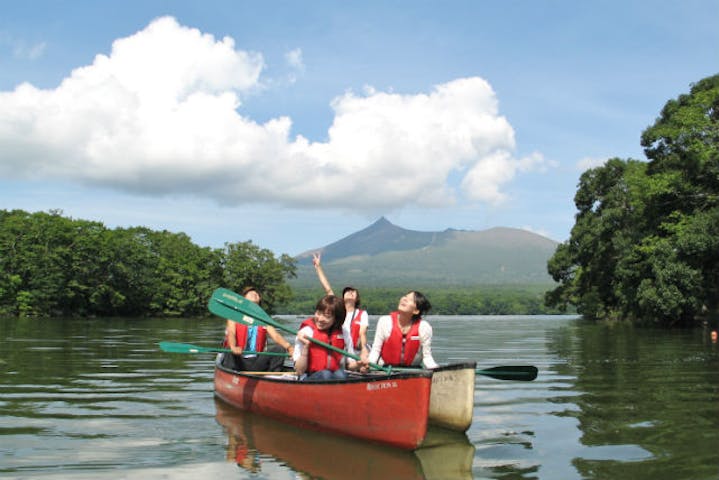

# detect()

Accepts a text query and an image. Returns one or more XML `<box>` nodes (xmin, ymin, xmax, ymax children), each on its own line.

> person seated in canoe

<box><xmin>221</xmin><ymin>286</ymin><xmax>294</xmax><ymax>372</ymax></box>
<box><xmin>363</xmin><ymin>291</ymin><xmax>438</xmax><ymax>371</ymax></box>
<box><xmin>312</xmin><ymin>252</ymin><xmax>370</xmax><ymax>365</ymax></box>
<box><xmin>293</xmin><ymin>294</ymin><xmax>361</xmax><ymax>381</ymax></box>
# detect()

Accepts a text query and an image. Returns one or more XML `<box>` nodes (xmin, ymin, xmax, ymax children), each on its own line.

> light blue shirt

<box><xmin>243</xmin><ymin>326</ymin><xmax>258</xmax><ymax>357</ymax></box>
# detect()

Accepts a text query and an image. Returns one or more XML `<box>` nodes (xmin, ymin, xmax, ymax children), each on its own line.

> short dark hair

<box><xmin>409</xmin><ymin>290</ymin><xmax>431</xmax><ymax>321</ymax></box>
<box><xmin>241</xmin><ymin>286</ymin><xmax>261</xmax><ymax>300</ymax></box>
<box><xmin>342</xmin><ymin>286</ymin><xmax>361</xmax><ymax>307</ymax></box>
<box><xmin>315</xmin><ymin>295</ymin><xmax>346</xmax><ymax>331</ymax></box>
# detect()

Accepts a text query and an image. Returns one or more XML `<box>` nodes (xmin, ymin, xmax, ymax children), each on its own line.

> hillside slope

<box><xmin>292</xmin><ymin>217</ymin><xmax>558</xmax><ymax>287</ymax></box>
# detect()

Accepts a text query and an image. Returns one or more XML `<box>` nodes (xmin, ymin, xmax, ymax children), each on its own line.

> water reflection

<box><xmin>545</xmin><ymin>322</ymin><xmax>719</xmax><ymax>479</ymax></box>
<box><xmin>214</xmin><ymin>397</ymin><xmax>475</xmax><ymax>480</ymax></box>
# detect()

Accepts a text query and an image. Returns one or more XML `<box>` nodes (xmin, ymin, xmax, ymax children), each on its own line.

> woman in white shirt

<box><xmin>367</xmin><ymin>291</ymin><xmax>438</xmax><ymax>370</ymax></box>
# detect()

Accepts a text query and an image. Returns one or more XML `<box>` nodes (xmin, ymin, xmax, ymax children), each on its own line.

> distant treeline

<box><xmin>276</xmin><ymin>285</ymin><xmax>571</xmax><ymax>316</ymax></box>
<box><xmin>0</xmin><ymin>209</ymin><xmax>296</xmax><ymax>317</ymax></box>
<box><xmin>1</xmin><ymin>209</ymin><xmax>569</xmax><ymax>318</ymax></box>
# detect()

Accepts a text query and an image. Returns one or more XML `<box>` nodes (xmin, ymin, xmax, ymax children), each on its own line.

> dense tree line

<box><xmin>546</xmin><ymin>74</ymin><xmax>719</xmax><ymax>327</ymax></box>
<box><xmin>278</xmin><ymin>285</ymin><xmax>570</xmax><ymax>316</ymax></box>
<box><xmin>0</xmin><ymin>209</ymin><xmax>296</xmax><ymax>317</ymax></box>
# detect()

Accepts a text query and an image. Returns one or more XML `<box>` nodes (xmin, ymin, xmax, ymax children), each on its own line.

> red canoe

<box><xmin>214</xmin><ymin>359</ymin><xmax>433</xmax><ymax>450</ymax></box>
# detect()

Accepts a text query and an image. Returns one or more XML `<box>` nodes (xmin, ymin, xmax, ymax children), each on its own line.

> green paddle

<box><xmin>208</xmin><ymin>287</ymin><xmax>393</xmax><ymax>373</ymax></box>
<box><xmin>394</xmin><ymin>365</ymin><xmax>537</xmax><ymax>381</ymax></box>
<box><xmin>158</xmin><ymin>341</ymin><xmax>289</xmax><ymax>356</ymax></box>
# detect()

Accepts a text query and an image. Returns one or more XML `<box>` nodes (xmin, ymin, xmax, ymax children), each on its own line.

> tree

<box><xmin>0</xmin><ymin>209</ymin><xmax>297</xmax><ymax>318</ymax></box>
<box><xmin>546</xmin><ymin>159</ymin><xmax>647</xmax><ymax>320</ymax></box>
<box><xmin>546</xmin><ymin>74</ymin><xmax>719</xmax><ymax>326</ymax></box>
<box><xmin>220</xmin><ymin>240</ymin><xmax>296</xmax><ymax>313</ymax></box>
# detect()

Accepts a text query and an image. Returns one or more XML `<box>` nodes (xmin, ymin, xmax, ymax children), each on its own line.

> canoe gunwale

<box><xmin>433</xmin><ymin>361</ymin><xmax>477</xmax><ymax>373</ymax></box>
<box><xmin>214</xmin><ymin>357</ymin><xmax>434</xmax><ymax>384</ymax></box>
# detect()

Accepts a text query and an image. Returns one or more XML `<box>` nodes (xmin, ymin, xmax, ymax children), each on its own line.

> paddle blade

<box><xmin>208</xmin><ymin>296</ymin><xmax>266</xmax><ymax>326</ymax></box>
<box><xmin>211</xmin><ymin>288</ymin><xmax>273</xmax><ymax>321</ymax></box>
<box><xmin>477</xmin><ymin>365</ymin><xmax>538</xmax><ymax>381</ymax></box>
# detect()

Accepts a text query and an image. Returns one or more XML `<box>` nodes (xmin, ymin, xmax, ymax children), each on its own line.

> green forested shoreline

<box><xmin>0</xmin><ymin>209</ymin><xmax>296</xmax><ymax>317</ymax></box>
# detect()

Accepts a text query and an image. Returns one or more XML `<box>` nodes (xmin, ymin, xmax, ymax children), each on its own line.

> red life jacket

<box><xmin>300</xmin><ymin>318</ymin><xmax>345</xmax><ymax>373</ymax></box>
<box><xmin>380</xmin><ymin>311</ymin><xmax>422</xmax><ymax>366</ymax></box>
<box><xmin>224</xmin><ymin>321</ymin><xmax>267</xmax><ymax>353</ymax></box>
<box><xmin>348</xmin><ymin>309</ymin><xmax>365</xmax><ymax>349</ymax></box>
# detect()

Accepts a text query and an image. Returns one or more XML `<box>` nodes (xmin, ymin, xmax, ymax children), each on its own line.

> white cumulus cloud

<box><xmin>0</xmin><ymin>16</ymin><xmax>551</xmax><ymax>211</ymax></box>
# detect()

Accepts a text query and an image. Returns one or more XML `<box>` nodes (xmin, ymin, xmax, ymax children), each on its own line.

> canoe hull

<box><xmin>428</xmin><ymin>362</ymin><xmax>476</xmax><ymax>432</ymax></box>
<box><xmin>214</xmin><ymin>363</ymin><xmax>433</xmax><ymax>450</ymax></box>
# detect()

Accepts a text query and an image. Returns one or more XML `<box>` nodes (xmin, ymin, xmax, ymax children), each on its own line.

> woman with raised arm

<box><xmin>312</xmin><ymin>253</ymin><xmax>370</xmax><ymax>365</ymax></box>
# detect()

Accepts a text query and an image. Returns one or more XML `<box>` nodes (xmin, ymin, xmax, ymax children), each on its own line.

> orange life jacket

<box><xmin>379</xmin><ymin>311</ymin><xmax>421</xmax><ymax>366</ymax></box>
<box><xmin>224</xmin><ymin>322</ymin><xmax>267</xmax><ymax>353</ymax></box>
<box><xmin>348</xmin><ymin>309</ymin><xmax>365</xmax><ymax>349</ymax></box>
<box><xmin>300</xmin><ymin>318</ymin><xmax>345</xmax><ymax>373</ymax></box>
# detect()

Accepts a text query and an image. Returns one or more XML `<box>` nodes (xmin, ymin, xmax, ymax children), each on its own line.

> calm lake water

<box><xmin>1</xmin><ymin>314</ymin><xmax>718</xmax><ymax>479</ymax></box>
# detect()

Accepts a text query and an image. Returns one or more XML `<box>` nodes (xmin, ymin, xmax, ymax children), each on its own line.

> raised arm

<box><xmin>312</xmin><ymin>252</ymin><xmax>335</xmax><ymax>295</ymax></box>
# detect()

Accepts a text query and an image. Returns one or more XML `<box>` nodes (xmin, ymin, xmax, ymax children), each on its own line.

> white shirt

<box><xmin>342</xmin><ymin>308</ymin><xmax>369</xmax><ymax>355</ymax></box>
<box><xmin>368</xmin><ymin>315</ymin><xmax>438</xmax><ymax>369</ymax></box>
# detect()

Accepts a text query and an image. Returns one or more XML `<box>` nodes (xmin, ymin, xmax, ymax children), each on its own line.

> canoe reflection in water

<box><xmin>214</xmin><ymin>397</ymin><xmax>475</xmax><ymax>480</ymax></box>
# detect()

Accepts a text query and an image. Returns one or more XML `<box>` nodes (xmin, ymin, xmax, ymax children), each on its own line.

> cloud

<box><xmin>285</xmin><ymin>48</ymin><xmax>304</xmax><ymax>70</ymax></box>
<box><xmin>0</xmin><ymin>32</ymin><xmax>47</xmax><ymax>60</ymax></box>
<box><xmin>283</xmin><ymin>48</ymin><xmax>304</xmax><ymax>84</ymax></box>
<box><xmin>576</xmin><ymin>156</ymin><xmax>607</xmax><ymax>171</ymax></box>
<box><xmin>14</xmin><ymin>41</ymin><xmax>47</xmax><ymax>60</ymax></box>
<box><xmin>0</xmin><ymin>16</ymin><xmax>551</xmax><ymax>212</ymax></box>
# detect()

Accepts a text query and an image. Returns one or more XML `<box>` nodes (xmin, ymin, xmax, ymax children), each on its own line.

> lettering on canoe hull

<box><xmin>433</xmin><ymin>372</ymin><xmax>459</xmax><ymax>384</ymax></box>
<box><xmin>366</xmin><ymin>381</ymin><xmax>398</xmax><ymax>391</ymax></box>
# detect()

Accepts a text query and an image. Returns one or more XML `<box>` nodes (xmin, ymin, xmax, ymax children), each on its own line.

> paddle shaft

<box><xmin>209</xmin><ymin>288</ymin><xmax>392</xmax><ymax>373</ymax></box>
<box><xmin>158</xmin><ymin>341</ymin><xmax>289</xmax><ymax>356</ymax></box>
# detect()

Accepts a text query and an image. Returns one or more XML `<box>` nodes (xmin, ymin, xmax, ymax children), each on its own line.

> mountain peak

<box><xmin>296</xmin><ymin>217</ymin><xmax>436</xmax><ymax>262</ymax></box>
<box><xmin>292</xmin><ymin>218</ymin><xmax>559</xmax><ymax>286</ymax></box>
<box><xmin>372</xmin><ymin>216</ymin><xmax>392</xmax><ymax>227</ymax></box>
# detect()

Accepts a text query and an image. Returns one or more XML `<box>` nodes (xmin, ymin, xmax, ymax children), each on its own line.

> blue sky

<box><xmin>1</xmin><ymin>1</ymin><xmax>717</xmax><ymax>256</ymax></box>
